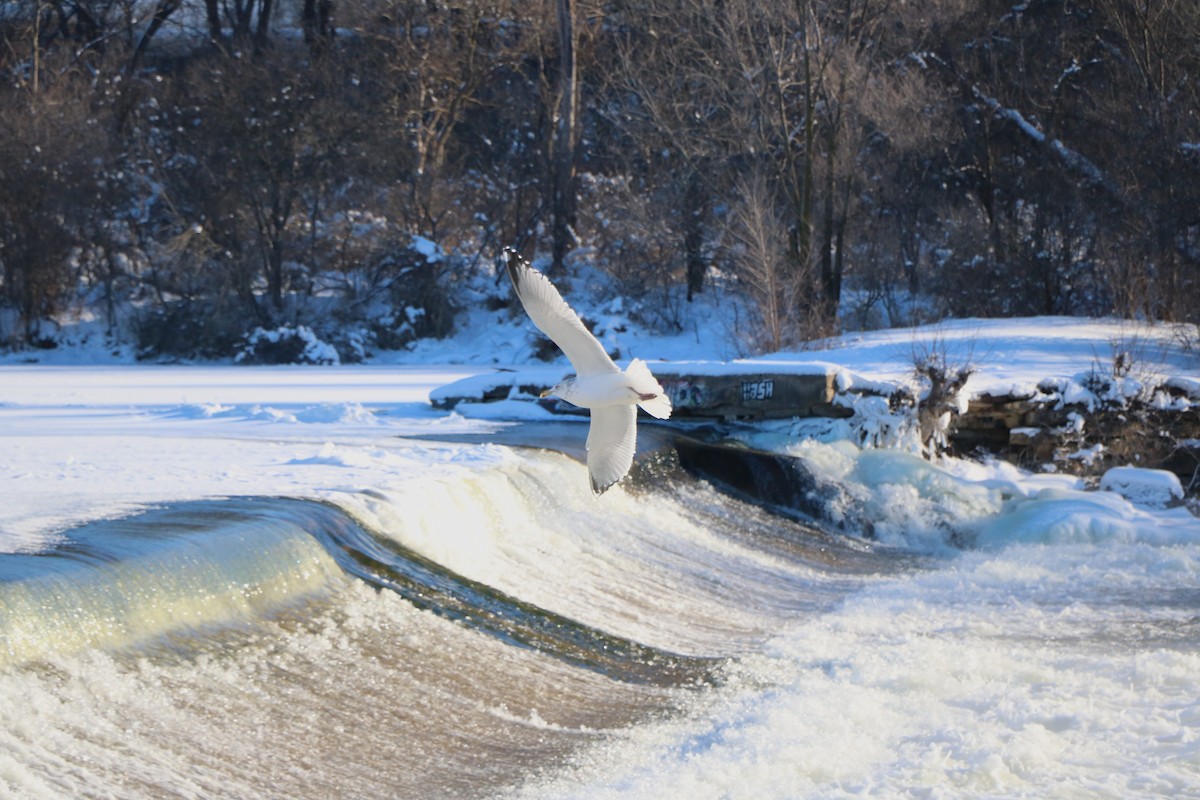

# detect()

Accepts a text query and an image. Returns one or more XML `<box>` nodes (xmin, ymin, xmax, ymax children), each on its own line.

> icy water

<box><xmin>2</xmin><ymin>439</ymin><xmax>1199</xmax><ymax>798</ymax></box>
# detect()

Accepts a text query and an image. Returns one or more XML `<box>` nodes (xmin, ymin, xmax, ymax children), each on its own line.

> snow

<box><xmin>1</xmin><ymin>245</ymin><xmax>1197</xmax><ymax>556</ymax></box>
<box><xmin>1100</xmin><ymin>467</ymin><xmax>1185</xmax><ymax>508</ymax></box>
<box><xmin>429</xmin><ymin>316</ymin><xmax>1197</xmax><ymax>415</ymax></box>
<box><xmin>2</xmin><ymin>313</ymin><xmax>1196</xmax><ymax>557</ymax></box>
<box><xmin>237</xmin><ymin>324</ymin><xmax>342</xmax><ymax>365</ymax></box>
<box><xmin>412</xmin><ymin>235</ymin><xmax>442</xmax><ymax>261</ymax></box>
<box><xmin>973</xmin><ymin>88</ymin><xmax>1116</xmax><ymax>192</ymax></box>
<box><xmin>2</xmin><ymin>310</ymin><xmax>1199</xmax><ymax>800</ymax></box>
<box><xmin>0</xmin><ymin>365</ymin><xmax>500</xmax><ymax>552</ymax></box>
<box><xmin>772</xmin><ymin>317</ymin><xmax>1197</xmax><ymax>401</ymax></box>
<box><xmin>1167</xmin><ymin>375</ymin><xmax>1200</xmax><ymax>398</ymax></box>
<box><xmin>428</xmin><ymin>366</ymin><xmax>576</xmax><ymax>406</ymax></box>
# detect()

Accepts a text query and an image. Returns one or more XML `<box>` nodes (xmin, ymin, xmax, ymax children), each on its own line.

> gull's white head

<box><xmin>539</xmin><ymin>377</ymin><xmax>577</xmax><ymax>401</ymax></box>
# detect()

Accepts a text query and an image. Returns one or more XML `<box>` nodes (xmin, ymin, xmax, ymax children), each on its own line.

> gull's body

<box><xmin>502</xmin><ymin>248</ymin><xmax>672</xmax><ymax>494</ymax></box>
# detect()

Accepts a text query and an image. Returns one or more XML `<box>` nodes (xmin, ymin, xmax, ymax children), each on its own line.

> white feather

<box><xmin>586</xmin><ymin>405</ymin><xmax>637</xmax><ymax>493</ymax></box>
<box><xmin>503</xmin><ymin>251</ymin><xmax>618</xmax><ymax>378</ymax></box>
<box><xmin>503</xmin><ymin>249</ymin><xmax>671</xmax><ymax>494</ymax></box>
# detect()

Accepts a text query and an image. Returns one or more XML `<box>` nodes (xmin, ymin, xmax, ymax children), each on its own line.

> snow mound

<box><xmin>165</xmin><ymin>402</ymin><xmax>378</xmax><ymax>425</ymax></box>
<box><xmin>237</xmin><ymin>325</ymin><xmax>341</xmax><ymax>365</ymax></box>
<box><xmin>1099</xmin><ymin>466</ymin><xmax>1184</xmax><ymax>508</ymax></box>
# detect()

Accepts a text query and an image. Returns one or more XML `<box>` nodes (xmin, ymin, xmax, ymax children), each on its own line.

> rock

<box><xmin>1099</xmin><ymin>466</ymin><xmax>1185</xmax><ymax>507</ymax></box>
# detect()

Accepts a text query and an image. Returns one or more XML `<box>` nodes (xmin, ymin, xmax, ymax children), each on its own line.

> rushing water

<box><xmin>1</xmin><ymin>433</ymin><xmax>1198</xmax><ymax>799</ymax></box>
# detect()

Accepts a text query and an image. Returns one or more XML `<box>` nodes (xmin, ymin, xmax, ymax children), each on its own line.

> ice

<box><xmin>753</xmin><ymin>437</ymin><xmax>1200</xmax><ymax>554</ymax></box>
<box><xmin>0</xmin><ymin>365</ymin><xmax>494</xmax><ymax>553</ymax></box>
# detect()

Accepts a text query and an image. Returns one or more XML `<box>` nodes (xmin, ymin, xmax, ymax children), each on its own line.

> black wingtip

<box><xmin>590</xmin><ymin>474</ymin><xmax>616</xmax><ymax>495</ymax></box>
<box><xmin>502</xmin><ymin>246</ymin><xmax>526</xmax><ymax>294</ymax></box>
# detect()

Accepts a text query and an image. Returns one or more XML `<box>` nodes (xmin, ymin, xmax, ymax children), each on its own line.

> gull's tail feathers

<box><xmin>626</xmin><ymin>358</ymin><xmax>673</xmax><ymax>420</ymax></box>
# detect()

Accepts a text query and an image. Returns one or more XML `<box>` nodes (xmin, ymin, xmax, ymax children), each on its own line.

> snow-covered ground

<box><xmin>0</xmin><ymin>365</ymin><xmax>503</xmax><ymax>552</ymax></box>
<box><xmin>3</xmin><ymin>310</ymin><xmax>1200</xmax><ymax>800</ymax></box>
<box><xmin>3</xmin><ymin>311</ymin><xmax>1197</xmax><ymax>554</ymax></box>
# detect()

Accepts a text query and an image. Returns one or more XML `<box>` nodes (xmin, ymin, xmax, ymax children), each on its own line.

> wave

<box><xmin>0</xmin><ymin>439</ymin><xmax>901</xmax><ymax>799</ymax></box>
<box><xmin>0</xmin><ymin>496</ymin><xmax>718</xmax><ymax>687</ymax></box>
<box><xmin>328</xmin><ymin>442</ymin><xmax>897</xmax><ymax>658</ymax></box>
<box><xmin>0</xmin><ymin>434</ymin><xmax>900</xmax><ymax>671</ymax></box>
<box><xmin>0</xmin><ymin>499</ymin><xmax>345</xmax><ymax>667</ymax></box>
<box><xmin>5</xmin><ymin>432</ymin><xmax>1193</xmax><ymax>672</ymax></box>
<box><xmin>6</xmin><ymin>431</ymin><xmax>1194</xmax><ymax>798</ymax></box>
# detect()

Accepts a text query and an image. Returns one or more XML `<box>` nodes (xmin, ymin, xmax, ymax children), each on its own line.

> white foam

<box><xmin>747</xmin><ymin>439</ymin><xmax>1200</xmax><ymax>553</ymax></box>
<box><xmin>487</xmin><ymin>438</ymin><xmax>1200</xmax><ymax>798</ymax></box>
<box><xmin>0</xmin><ymin>580</ymin><xmax>654</xmax><ymax>800</ymax></box>
<box><xmin>508</xmin><ymin>540</ymin><xmax>1200</xmax><ymax>800</ymax></box>
<box><xmin>331</xmin><ymin>452</ymin><xmax>843</xmax><ymax>655</ymax></box>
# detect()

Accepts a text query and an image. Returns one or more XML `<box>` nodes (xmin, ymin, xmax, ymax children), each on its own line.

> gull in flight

<box><xmin>503</xmin><ymin>248</ymin><xmax>672</xmax><ymax>494</ymax></box>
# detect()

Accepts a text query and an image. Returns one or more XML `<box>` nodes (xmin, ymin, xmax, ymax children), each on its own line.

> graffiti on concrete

<box><xmin>664</xmin><ymin>379</ymin><xmax>709</xmax><ymax>409</ymax></box>
<box><xmin>741</xmin><ymin>378</ymin><xmax>775</xmax><ymax>402</ymax></box>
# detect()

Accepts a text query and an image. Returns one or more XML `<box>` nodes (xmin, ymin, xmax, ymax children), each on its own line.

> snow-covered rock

<box><xmin>1099</xmin><ymin>466</ymin><xmax>1184</xmax><ymax>508</ymax></box>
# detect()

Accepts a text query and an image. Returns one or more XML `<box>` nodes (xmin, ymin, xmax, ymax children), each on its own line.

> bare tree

<box><xmin>610</xmin><ymin>0</ymin><xmax>935</xmax><ymax>329</ymax></box>
<box><xmin>0</xmin><ymin>39</ymin><xmax>127</xmax><ymax>345</ymax></box>
<box><xmin>302</xmin><ymin>0</ymin><xmax>335</xmax><ymax>44</ymax></box>
<box><xmin>153</xmin><ymin>49</ymin><xmax>368</xmax><ymax>314</ymax></box>
<box><xmin>1096</xmin><ymin>0</ymin><xmax>1200</xmax><ymax>323</ymax></box>
<box><xmin>606</xmin><ymin>0</ymin><xmax>747</xmax><ymax>300</ymax></box>
<box><xmin>3</xmin><ymin>0</ymin><xmax>1199</xmax><ymax>359</ymax></box>
<box><xmin>371</xmin><ymin>0</ymin><xmax>519</xmax><ymax>240</ymax></box>
<box><xmin>727</xmin><ymin>173</ymin><xmax>794</xmax><ymax>353</ymax></box>
<box><xmin>200</xmin><ymin>0</ymin><xmax>276</xmax><ymax>46</ymax></box>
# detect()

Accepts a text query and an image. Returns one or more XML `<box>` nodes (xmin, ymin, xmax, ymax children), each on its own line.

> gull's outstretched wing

<box><xmin>586</xmin><ymin>405</ymin><xmax>637</xmax><ymax>494</ymax></box>
<box><xmin>503</xmin><ymin>249</ymin><xmax>619</xmax><ymax>377</ymax></box>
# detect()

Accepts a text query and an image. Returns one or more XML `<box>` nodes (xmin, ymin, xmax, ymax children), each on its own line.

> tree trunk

<box><xmin>792</xmin><ymin>7</ymin><xmax>816</xmax><ymax>291</ymax></box>
<box><xmin>820</xmin><ymin>148</ymin><xmax>835</xmax><ymax>318</ymax></box>
<box><xmin>130</xmin><ymin>0</ymin><xmax>181</xmax><ymax>73</ymax></box>
<box><xmin>684</xmin><ymin>168</ymin><xmax>707</xmax><ymax>300</ymax></box>
<box><xmin>550</xmin><ymin>0</ymin><xmax>577</xmax><ymax>274</ymax></box>
<box><xmin>255</xmin><ymin>0</ymin><xmax>274</xmax><ymax>48</ymax></box>
<box><xmin>303</xmin><ymin>0</ymin><xmax>334</xmax><ymax>44</ymax></box>
<box><xmin>204</xmin><ymin>0</ymin><xmax>222</xmax><ymax>41</ymax></box>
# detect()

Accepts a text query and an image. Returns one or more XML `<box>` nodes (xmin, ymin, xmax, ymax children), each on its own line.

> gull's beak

<box><xmin>539</xmin><ymin>388</ymin><xmax>552</xmax><ymax>398</ymax></box>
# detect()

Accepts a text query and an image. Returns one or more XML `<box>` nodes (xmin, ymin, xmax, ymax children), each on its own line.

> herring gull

<box><xmin>502</xmin><ymin>248</ymin><xmax>672</xmax><ymax>494</ymax></box>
